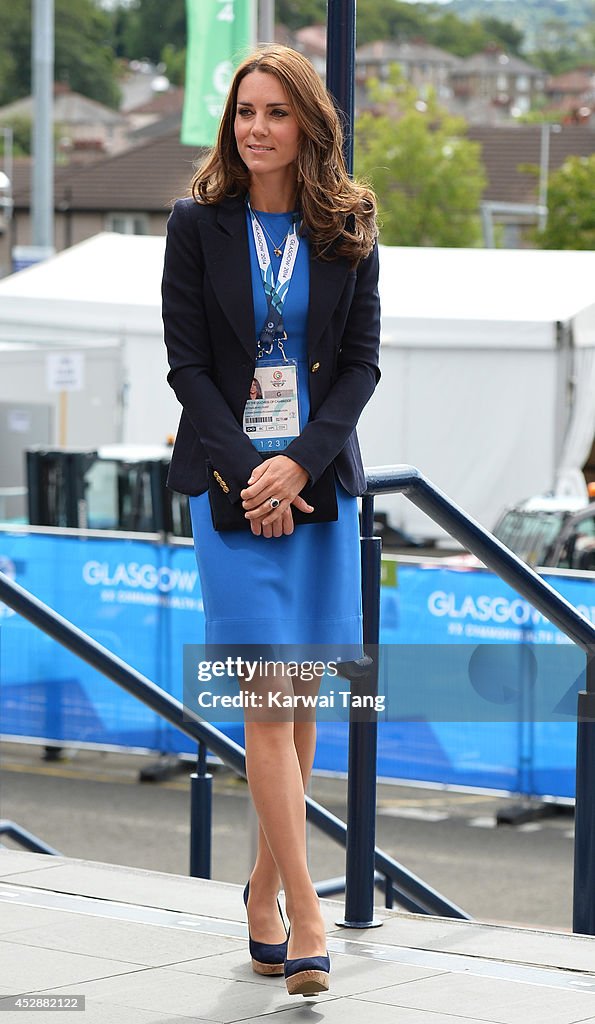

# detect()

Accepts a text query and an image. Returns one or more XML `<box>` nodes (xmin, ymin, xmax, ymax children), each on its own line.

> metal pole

<box><xmin>339</xmin><ymin>496</ymin><xmax>382</xmax><ymax>927</ymax></box>
<box><xmin>327</xmin><ymin>0</ymin><xmax>381</xmax><ymax>930</ymax></box>
<box><xmin>189</xmin><ymin>740</ymin><xmax>212</xmax><ymax>877</ymax></box>
<box><xmin>257</xmin><ymin>0</ymin><xmax>274</xmax><ymax>44</ymax></box>
<box><xmin>326</xmin><ymin>0</ymin><xmax>356</xmax><ymax>173</ymax></box>
<box><xmin>573</xmin><ymin>658</ymin><xmax>595</xmax><ymax>934</ymax></box>
<box><xmin>31</xmin><ymin>0</ymin><xmax>54</xmax><ymax>253</ymax></box>
<box><xmin>480</xmin><ymin>202</ymin><xmax>495</xmax><ymax>249</ymax></box>
<box><xmin>537</xmin><ymin>123</ymin><xmax>550</xmax><ymax>233</ymax></box>
<box><xmin>3</xmin><ymin>126</ymin><xmax>13</xmax><ymax>207</ymax></box>
<box><xmin>0</xmin><ymin>127</ymin><xmax>13</xmax><ymax>275</ymax></box>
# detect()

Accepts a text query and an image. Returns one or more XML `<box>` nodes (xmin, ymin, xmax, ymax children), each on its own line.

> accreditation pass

<box><xmin>243</xmin><ymin>362</ymin><xmax>301</xmax><ymax>452</ymax></box>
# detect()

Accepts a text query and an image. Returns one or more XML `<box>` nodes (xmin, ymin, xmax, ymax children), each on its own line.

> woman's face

<box><xmin>234</xmin><ymin>71</ymin><xmax>301</xmax><ymax>183</ymax></box>
<box><xmin>249</xmin><ymin>380</ymin><xmax>259</xmax><ymax>400</ymax></box>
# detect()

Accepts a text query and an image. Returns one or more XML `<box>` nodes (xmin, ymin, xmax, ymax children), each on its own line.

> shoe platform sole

<box><xmin>285</xmin><ymin>970</ymin><xmax>329</xmax><ymax>996</ymax></box>
<box><xmin>251</xmin><ymin>959</ymin><xmax>285</xmax><ymax>976</ymax></box>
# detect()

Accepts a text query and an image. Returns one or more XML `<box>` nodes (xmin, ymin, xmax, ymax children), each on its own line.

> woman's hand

<box><xmin>240</xmin><ymin>456</ymin><xmax>313</xmax><ymax>537</ymax></box>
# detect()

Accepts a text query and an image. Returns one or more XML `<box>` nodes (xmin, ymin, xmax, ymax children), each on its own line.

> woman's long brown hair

<box><xmin>190</xmin><ymin>46</ymin><xmax>377</xmax><ymax>264</ymax></box>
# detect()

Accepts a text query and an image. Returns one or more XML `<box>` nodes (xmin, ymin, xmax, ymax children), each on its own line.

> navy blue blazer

<box><xmin>161</xmin><ymin>195</ymin><xmax>381</xmax><ymax>502</ymax></box>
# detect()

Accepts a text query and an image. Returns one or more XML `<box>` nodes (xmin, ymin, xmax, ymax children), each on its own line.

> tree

<box><xmin>0</xmin><ymin>116</ymin><xmax>64</xmax><ymax>158</ymax></box>
<box><xmin>0</xmin><ymin>118</ymin><xmax>34</xmax><ymax>157</ymax></box>
<box><xmin>161</xmin><ymin>44</ymin><xmax>186</xmax><ymax>87</ymax></box>
<box><xmin>536</xmin><ymin>155</ymin><xmax>595</xmax><ymax>250</ymax></box>
<box><xmin>0</xmin><ymin>0</ymin><xmax>121</xmax><ymax>108</ymax></box>
<box><xmin>356</xmin><ymin>0</ymin><xmax>427</xmax><ymax>46</ymax></box>
<box><xmin>113</xmin><ymin>0</ymin><xmax>186</xmax><ymax>63</ymax></box>
<box><xmin>355</xmin><ymin>68</ymin><xmax>487</xmax><ymax>247</ymax></box>
<box><xmin>479</xmin><ymin>17</ymin><xmax>524</xmax><ymax>55</ymax></box>
<box><xmin>276</xmin><ymin>0</ymin><xmax>327</xmax><ymax>30</ymax></box>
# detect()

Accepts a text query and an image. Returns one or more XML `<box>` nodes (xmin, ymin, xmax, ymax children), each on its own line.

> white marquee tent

<box><xmin>1</xmin><ymin>233</ymin><xmax>594</xmax><ymax>535</ymax></box>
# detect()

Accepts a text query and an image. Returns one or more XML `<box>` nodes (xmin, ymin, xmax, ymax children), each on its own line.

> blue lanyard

<box><xmin>247</xmin><ymin>201</ymin><xmax>301</xmax><ymax>356</ymax></box>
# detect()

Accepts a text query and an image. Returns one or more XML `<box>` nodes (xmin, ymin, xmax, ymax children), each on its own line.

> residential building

<box><xmin>449</xmin><ymin>47</ymin><xmax>547</xmax><ymax>123</ymax></box>
<box><xmin>468</xmin><ymin>123</ymin><xmax>595</xmax><ymax>245</ymax></box>
<box><xmin>545</xmin><ymin>69</ymin><xmax>595</xmax><ymax>125</ymax></box>
<box><xmin>0</xmin><ymin>84</ymin><xmax>130</xmax><ymax>161</ymax></box>
<box><xmin>7</xmin><ymin>131</ymin><xmax>203</xmax><ymax>264</ymax></box>
<box><xmin>355</xmin><ymin>39</ymin><xmax>461</xmax><ymax>104</ymax></box>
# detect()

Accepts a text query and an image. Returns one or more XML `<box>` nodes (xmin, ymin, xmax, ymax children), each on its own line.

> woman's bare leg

<box><xmin>246</xmin><ymin>716</ymin><xmax>317</xmax><ymax>943</ymax></box>
<box><xmin>244</xmin><ymin>671</ymin><xmax>326</xmax><ymax>958</ymax></box>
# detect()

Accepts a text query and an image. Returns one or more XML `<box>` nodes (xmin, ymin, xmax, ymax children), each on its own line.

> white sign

<box><xmin>7</xmin><ymin>409</ymin><xmax>31</xmax><ymax>433</ymax></box>
<box><xmin>46</xmin><ymin>352</ymin><xmax>85</xmax><ymax>392</ymax></box>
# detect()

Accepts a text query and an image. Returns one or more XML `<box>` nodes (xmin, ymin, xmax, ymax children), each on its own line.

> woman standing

<box><xmin>162</xmin><ymin>46</ymin><xmax>380</xmax><ymax>996</ymax></box>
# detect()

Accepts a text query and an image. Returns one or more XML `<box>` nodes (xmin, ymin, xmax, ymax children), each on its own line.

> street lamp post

<box><xmin>31</xmin><ymin>0</ymin><xmax>55</xmax><ymax>256</ymax></box>
<box><xmin>0</xmin><ymin>126</ymin><xmax>14</xmax><ymax>277</ymax></box>
<box><xmin>257</xmin><ymin>0</ymin><xmax>274</xmax><ymax>43</ymax></box>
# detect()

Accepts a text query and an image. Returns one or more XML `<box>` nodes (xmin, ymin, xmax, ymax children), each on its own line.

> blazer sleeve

<box><xmin>162</xmin><ymin>199</ymin><xmax>262</xmax><ymax>503</ymax></box>
<box><xmin>283</xmin><ymin>241</ymin><xmax>381</xmax><ymax>483</ymax></box>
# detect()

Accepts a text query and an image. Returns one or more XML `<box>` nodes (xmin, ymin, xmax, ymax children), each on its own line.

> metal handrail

<box><xmin>364</xmin><ymin>466</ymin><xmax>595</xmax><ymax>650</ymax></box>
<box><xmin>0</xmin><ymin>820</ymin><xmax>62</xmax><ymax>857</ymax></box>
<box><xmin>357</xmin><ymin>465</ymin><xmax>595</xmax><ymax>936</ymax></box>
<box><xmin>0</xmin><ymin>563</ymin><xmax>467</xmax><ymax>920</ymax></box>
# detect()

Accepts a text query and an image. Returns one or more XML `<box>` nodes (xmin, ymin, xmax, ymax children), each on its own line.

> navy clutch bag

<box><xmin>207</xmin><ymin>458</ymin><xmax>338</xmax><ymax>532</ymax></box>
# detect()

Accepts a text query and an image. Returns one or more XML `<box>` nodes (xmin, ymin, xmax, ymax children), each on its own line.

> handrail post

<box><xmin>189</xmin><ymin>739</ymin><xmax>212</xmax><ymax>878</ymax></box>
<box><xmin>326</xmin><ymin>0</ymin><xmax>356</xmax><ymax>173</ymax></box>
<box><xmin>573</xmin><ymin>655</ymin><xmax>595</xmax><ymax>934</ymax></box>
<box><xmin>340</xmin><ymin>494</ymin><xmax>382</xmax><ymax>927</ymax></box>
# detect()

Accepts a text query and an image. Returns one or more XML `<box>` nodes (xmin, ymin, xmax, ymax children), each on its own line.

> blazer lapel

<box><xmin>307</xmin><ymin>250</ymin><xmax>350</xmax><ymax>358</ymax></box>
<box><xmin>201</xmin><ymin>197</ymin><xmax>351</xmax><ymax>362</ymax></box>
<box><xmin>201</xmin><ymin>197</ymin><xmax>256</xmax><ymax>360</ymax></box>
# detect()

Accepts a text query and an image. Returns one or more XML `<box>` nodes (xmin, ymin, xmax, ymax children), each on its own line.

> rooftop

<box><xmin>546</xmin><ymin>69</ymin><xmax>595</xmax><ymax>94</ymax></box>
<box><xmin>454</xmin><ymin>50</ymin><xmax>544</xmax><ymax>77</ymax></box>
<box><xmin>356</xmin><ymin>39</ymin><xmax>461</xmax><ymax>66</ymax></box>
<box><xmin>127</xmin><ymin>87</ymin><xmax>185</xmax><ymax>118</ymax></box>
<box><xmin>467</xmin><ymin>124</ymin><xmax>595</xmax><ymax>203</ymax></box>
<box><xmin>0</xmin><ymin>85</ymin><xmax>126</xmax><ymax>126</ymax></box>
<box><xmin>12</xmin><ymin>131</ymin><xmax>203</xmax><ymax>212</ymax></box>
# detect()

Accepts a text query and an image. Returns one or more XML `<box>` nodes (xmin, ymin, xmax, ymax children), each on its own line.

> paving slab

<box><xmin>40</xmin><ymin>968</ymin><xmax>325</xmax><ymax>1023</ymax></box>
<box><xmin>2</xmin><ymin>915</ymin><xmax>245</xmax><ymax>968</ymax></box>
<box><xmin>0</xmin><ymin>939</ymin><xmax>143</xmax><ymax>990</ymax></box>
<box><xmin>240</xmin><ymin>996</ymin><xmax>488</xmax><ymax>1024</ymax></box>
<box><xmin>169</xmin><ymin>945</ymin><xmax>446</xmax><ymax>996</ymax></box>
<box><xmin>0</xmin><ymin>902</ymin><xmax>69</xmax><ymax>935</ymax></box>
<box><xmin>0</xmin><ymin>854</ymin><xmax>345</xmax><ymax>930</ymax></box>
<box><xmin>0</xmin><ymin>851</ymin><xmax>62</xmax><ymax>877</ymax></box>
<box><xmin>0</xmin><ymin>995</ymin><xmax>203</xmax><ymax>1024</ymax></box>
<box><xmin>357</xmin><ymin>971</ymin><xmax>595</xmax><ymax>1024</ymax></box>
<box><xmin>328</xmin><ymin>914</ymin><xmax>595</xmax><ymax>974</ymax></box>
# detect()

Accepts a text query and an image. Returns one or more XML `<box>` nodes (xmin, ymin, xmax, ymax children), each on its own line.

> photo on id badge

<box><xmin>243</xmin><ymin>363</ymin><xmax>300</xmax><ymax>452</ymax></box>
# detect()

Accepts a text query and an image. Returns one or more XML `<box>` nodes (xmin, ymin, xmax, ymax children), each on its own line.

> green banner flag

<box><xmin>182</xmin><ymin>0</ymin><xmax>254</xmax><ymax>147</ymax></box>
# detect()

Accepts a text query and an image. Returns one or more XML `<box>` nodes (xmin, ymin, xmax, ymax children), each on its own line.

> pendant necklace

<box><xmin>249</xmin><ymin>202</ymin><xmax>300</xmax><ymax>257</ymax></box>
<box><xmin>252</xmin><ymin>212</ymin><xmax>290</xmax><ymax>257</ymax></box>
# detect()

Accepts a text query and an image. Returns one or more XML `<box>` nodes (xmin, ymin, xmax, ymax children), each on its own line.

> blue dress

<box><xmin>189</xmin><ymin>210</ymin><xmax>362</xmax><ymax>649</ymax></box>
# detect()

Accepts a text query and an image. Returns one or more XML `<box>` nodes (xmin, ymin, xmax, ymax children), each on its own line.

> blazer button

<box><xmin>311</xmin><ymin>361</ymin><xmax>320</xmax><ymax>373</ymax></box>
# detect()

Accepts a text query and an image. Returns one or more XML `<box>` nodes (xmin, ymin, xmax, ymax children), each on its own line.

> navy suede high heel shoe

<box><xmin>243</xmin><ymin>881</ymin><xmax>288</xmax><ymax>976</ymax></box>
<box><xmin>284</xmin><ymin>952</ymin><xmax>331</xmax><ymax>996</ymax></box>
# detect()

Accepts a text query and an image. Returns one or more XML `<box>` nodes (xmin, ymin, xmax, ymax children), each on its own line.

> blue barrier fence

<box><xmin>0</xmin><ymin>528</ymin><xmax>591</xmax><ymax>798</ymax></box>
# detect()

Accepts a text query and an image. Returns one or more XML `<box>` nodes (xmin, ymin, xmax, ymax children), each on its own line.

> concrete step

<box><xmin>1</xmin><ymin>851</ymin><xmax>595</xmax><ymax>1023</ymax></box>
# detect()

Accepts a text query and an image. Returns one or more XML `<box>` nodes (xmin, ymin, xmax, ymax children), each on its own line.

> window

<box><xmin>494</xmin><ymin>510</ymin><xmax>565</xmax><ymax>567</ymax></box>
<box><xmin>558</xmin><ymin>517</ymin><xmax>595</xmax><ymax>570</ymax></box>
<box><xmin>105</xmin><ymin>213</ymin><xmax>149</xmax><ymax>235</ymax></box>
